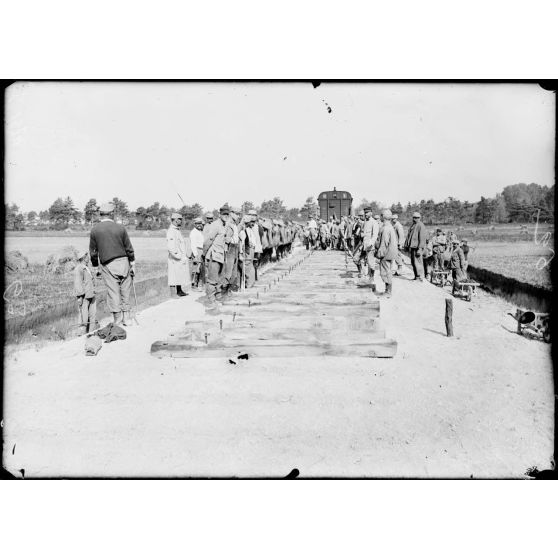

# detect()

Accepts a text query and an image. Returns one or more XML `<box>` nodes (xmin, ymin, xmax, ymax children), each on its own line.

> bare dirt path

<box><xmin>2</xmin><ymin>249</ymin><xmax>553</xmax><ymax>478</ymax></box>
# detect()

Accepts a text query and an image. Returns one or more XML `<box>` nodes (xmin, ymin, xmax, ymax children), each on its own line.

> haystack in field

<box><xmin>45</xmin><ymin>245</ymin><xmax>79</xmax><ymax>274</ymax></box>
<box><xmin>5</xmin><ymin>250</ymin><xmax>29</xmax><ymax>273</ymax></box>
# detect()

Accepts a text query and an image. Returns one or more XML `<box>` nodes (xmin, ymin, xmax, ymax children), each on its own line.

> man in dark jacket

<box><xmin>404</xmin><ymin>211</ymin><xmax>427</xmax><ymax>281</ymax></box>
<box><xmin>89</xmin><ymin>202</ymin><xmax>136</xmax><ymax>325</ymax></box>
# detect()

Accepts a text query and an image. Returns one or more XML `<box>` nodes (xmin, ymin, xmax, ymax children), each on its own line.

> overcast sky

<box><xmin>5</xmin><ymin>81</ymin><xmax>555</xmax><ymax>213</ymax></box>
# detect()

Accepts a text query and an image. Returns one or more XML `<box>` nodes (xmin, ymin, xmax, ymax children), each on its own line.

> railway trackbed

<box><xmin>151</xmin><ymin>250</ymin><xmax>397</xmax><ymax>358</ymax></box>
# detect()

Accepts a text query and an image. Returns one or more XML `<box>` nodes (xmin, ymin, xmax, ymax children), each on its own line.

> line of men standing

<box><xmin>191</xmin><ymin>206</ymin><xmax>299</xmax><ymax>310</ymax></box>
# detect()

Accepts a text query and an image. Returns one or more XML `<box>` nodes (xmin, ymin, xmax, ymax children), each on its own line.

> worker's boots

<box><xmin>170</xmin><ymin>286</ymin><xmax>179</xmax><ymax>298</ymax></box>
<box><xmin>112</xmin><ymin>312</ymin><xmax>122</xmax><ymax>325</ymax></box>
<box><xmin>385</xmin><ymin>283</ymin><xmax>392</xmax><ymax>298</ymax></box>
<box><xmin>122</xmin><ymin>311</ymin><xmax>133</xmax><ymax>326</ymax></box>
<box><xmin>176</xmin><ymin>286</ymin><xmax>188</xmax><ymax>297</ymax></box>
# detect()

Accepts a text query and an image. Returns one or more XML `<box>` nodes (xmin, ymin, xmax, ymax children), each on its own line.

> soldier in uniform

<box><xmin>362</xmin><ymin>207</ymin><xmax>380</xmax><ymax>290</ymax></box>
<box><xmin>449</xmin><ymin>239</ymin><xmax>467</xmax><ymax>295</ymax></box>
<box><xmin>166</xmin><ymin>212</ymin><xmax>191</xmax><ymax>297</ymax></box>
<box><xmin>404</xmin><ymin>211</ymin><xmax>427</xmax><ymax>281</ymax></box>
<box><xmin>202</xmin><ymin>205</ymin><xmax>228</xmax><ymax>308</ymax></box>
<box><xmin>375</xmin><ymin>209</ymin><xmax>398</xmax><ymax>298</ymax></box>
<box><xmin>221</xmin><ymin>207</ymin><xmax>241</xmax><ymax>296</ymax></box>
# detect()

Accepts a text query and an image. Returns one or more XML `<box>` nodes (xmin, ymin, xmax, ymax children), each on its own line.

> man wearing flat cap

<box><xmin>202</xmin><ymin>204</ymin><xmax>229</xmax><ymax>308</ymax></box>
<box><xmin>404</xmin><ymin>211</ymin><xmax>427</xmax><ymax>281</ymax></box>
<box><xmin>239</xmin><ymin>214</ymin><xmax>258</xmax><ymax>288</ymax></box>
<box><xmin>89</xmin><ymin>201</ymin><xmax>136</xmax><ymax>325</ymax></box>
<box><xmin>390</xmin><ymin>213</ymin><xmax>405</xmax><ymax>275</ymax></box>
<box><xmin>374</xmin><ymin>209</ymin><xmax>398</xmax><ymax>297</ymax></box>
<box><xmin>189</xmin><ymin>217</ymin><xmax>205</xmax><ymax>289</ymax></box>
<box><xmin>167</xmin><ymin>212</ymin><xmax>191</xmax><ymax>298</ymax></box>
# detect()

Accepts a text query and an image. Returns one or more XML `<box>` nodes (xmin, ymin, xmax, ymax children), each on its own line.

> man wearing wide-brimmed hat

<box><xmin>166</xmin><ymin>212</ymin><xmax>191</xmax><ymax>298</ymax></box>
<box><xmin>202</xmin><ymin>204</ymin><xmax>229</xmax><ymax>308</ymax></box>
<box><xmin>189</xmin><ymin>216</ymin><xmax>205</xmax><ymax>289</ymax></box>
<box><xmin>404</xmin><ymin>211</ymin><xmax>427</xmax><ymax>281</ymax></box>
<box><xmin>89</xmin><ymin>201</ymin><xmax>136</xmax><ymax>325</ymax></box>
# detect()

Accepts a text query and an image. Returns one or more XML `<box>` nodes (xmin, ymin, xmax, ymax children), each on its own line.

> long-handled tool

<box><xmin>131</xmin><ymin>274</ymin><xmax>140</xmax><ymax>325</ymax></box>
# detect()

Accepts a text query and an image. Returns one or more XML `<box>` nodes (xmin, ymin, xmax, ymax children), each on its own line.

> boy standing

<box><xmin>74</xmin><ymin>250</ymin><xmax>97</xmax><ymax>335</ymax></box>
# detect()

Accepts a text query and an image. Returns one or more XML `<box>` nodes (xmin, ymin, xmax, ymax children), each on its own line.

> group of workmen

<box><xmin>76</xmin><ymin>201</ymin><xmax>299</xmax><ymax>332</ymax></box>
<box><xmin>75</xmin><ymin>200</ymin><xmax>468</xmax><ymax>334</ymax></box>
<box><xmin>183</xmin><ymin>205</ymin><xmax>298</xmax><ymax>309</ymax></box>
<box><xmin>302</xmin><ymin>209</ymin><xmax>469</xmax><ymax>298</ymax></box>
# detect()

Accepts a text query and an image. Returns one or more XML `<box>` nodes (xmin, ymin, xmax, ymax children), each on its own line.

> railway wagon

<box><xmin>318</xmin><ymin>188</ymin><xmax>353</xmax><ymax>221</ymax></box>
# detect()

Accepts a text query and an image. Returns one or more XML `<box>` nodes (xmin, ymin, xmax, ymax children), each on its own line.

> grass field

<box><xmin>466</xmin><ymin>242</ymin><xmax>552</xmax><ymax>289</ymax></box>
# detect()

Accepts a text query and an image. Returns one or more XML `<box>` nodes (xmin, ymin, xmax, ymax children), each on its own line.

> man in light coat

<box><xmin>404</xmin><ymin>211</ymin><xmax>427</xmax><ymax>281</ymax></box>
<box><xmin>375</xmin><ymin>209</ymin><xmax>398</xmax><ymax>297</ymax></box>
<box><xmin>189</xmin><ymin>217</ymin><xmax>205</xmax><ymax>289</ymax></box>
<box><xmin>362</xmin><ymin>207</ymin><xmax>380</xmax><ymax>291</ymax></box>
<box><xmin>166</xmin><ymin>212</ymin><xmax>191</xmax><ymax>298</ymax></box>
<box><xmin>391</xmin><ymin>213</ymin><xmax>405</xmax><ymax>275</ymax></box>
<box><xmin>202</xmin><ymin>205</ymin><xmax>228</xmax><ymax>308</ymax></box>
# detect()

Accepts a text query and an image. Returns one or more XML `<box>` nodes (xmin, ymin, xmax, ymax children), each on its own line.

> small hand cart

<box><xmin>515</xmin><ymin>309</ymin><xmax>550</xmax><ymax>343</ymax></box>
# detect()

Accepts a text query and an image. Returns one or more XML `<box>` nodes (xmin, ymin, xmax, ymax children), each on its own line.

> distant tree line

<box><xmin>4</xmin><ymin>183</ymin><xmax>554</xmax><ymax>231</ymax></box>
<box><xmin>355</xmin><ymin>183</ymin><xmax>554</xmax><ymax>225</ymax></box>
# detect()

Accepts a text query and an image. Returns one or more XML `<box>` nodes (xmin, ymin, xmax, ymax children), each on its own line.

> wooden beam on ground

<box><xmin>209</xmin><ymin>306</ymin><xmax>381</xmax><ymax>318</ymax></box>
<box><xmin>178</xmin><ymin>316</ymin><xmax>382</xmax><ymax>334</ymax></box>
<box><xmin>221</xmin><ymin>296</ymin><xmax>380</xmax><ymax>308</ymax></box>
<box><xmin>151</xmin><ymin>338</ymin><xmax>398</xmax><ymax>358</ymax></box>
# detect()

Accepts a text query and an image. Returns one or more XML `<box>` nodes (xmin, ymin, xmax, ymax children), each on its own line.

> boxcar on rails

<box><xmin>318</xmin><ymin>188</ymin><xmax>353</xmax><ymax>221</ymax></box>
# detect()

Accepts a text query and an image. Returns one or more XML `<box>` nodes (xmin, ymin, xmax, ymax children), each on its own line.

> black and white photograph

<box><xmin>2</xmin><ymin>80</ymin><xmax>555</xmax><ymax>479</ymax></box>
